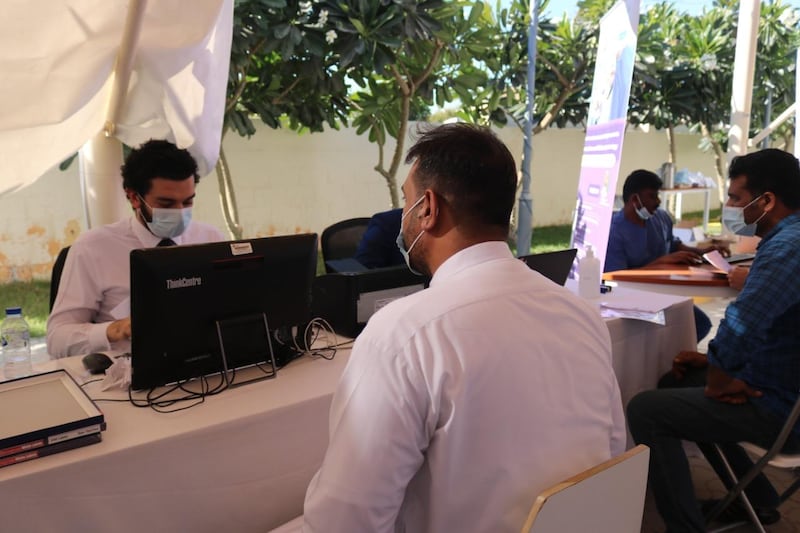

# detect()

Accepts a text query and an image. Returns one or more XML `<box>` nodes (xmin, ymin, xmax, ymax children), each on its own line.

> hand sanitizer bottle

<box><xmin>578</xmin><ymin>246</ymin><xmax>601</xmax><ymax>300</ymax></box>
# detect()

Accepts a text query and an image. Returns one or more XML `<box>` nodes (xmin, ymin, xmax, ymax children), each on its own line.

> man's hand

<box><xmin>652</xmin><ymin>251</ymin><xmax>703</xmax><ymax>265</ymax></box>
<box><xmin>699</xmin><ymin>242</ymin><xmax>731</xmax><ymax>258</ymax></box>
<box><xmin>106</xmin><ymin>318</ymin><xmax>132</xmax><ymax>343</ymax></box>
<box><xmin>705</xmin><ymin>365</ymin><xmax>762</xmax><ymax>404</ymax></box>
<box><xmin>727</xmin><ymin>265</ymin><xmax>750</xmax><ymax>291</ymax></box>
<box><xmin>671</xmin><ymin>350</ymin><xmax>708</xmax><ymax>380</ymax></box>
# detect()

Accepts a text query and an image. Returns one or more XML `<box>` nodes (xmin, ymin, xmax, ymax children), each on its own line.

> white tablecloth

<box><xmin>0</xmin><ymin>287</ymin><xmax>694</xmax><ymax>532</ymax></box>
<box><xmin>0</xmin><ymin>353</ymin><xmax>349</xmax><ymax>532</ymax></box>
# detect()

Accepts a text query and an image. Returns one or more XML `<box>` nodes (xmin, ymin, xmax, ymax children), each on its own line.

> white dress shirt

<box><xmin>46</xmin><ymin>216</ymin><xmax>225</xmax><ymax>358</ymax></box>
<box><xmin>302</xmin><ymin>241</ymin><xmax>625</xmax><ymax>533</ymax></box>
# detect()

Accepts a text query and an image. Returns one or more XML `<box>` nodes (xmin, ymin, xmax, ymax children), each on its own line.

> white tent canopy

<box><xmin>0</xmin><ymin>0</ymin><xmax>233</xmax><ymax>198</ymax></box>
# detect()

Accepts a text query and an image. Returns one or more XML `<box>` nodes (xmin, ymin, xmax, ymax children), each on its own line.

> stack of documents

<box><xmin>0</xmin><ymin>370</ymin><xmax>105</xmax><ymax>468</ymax></box>
<box><xmin>599</xmin><ymin>286</ymin><xmax>690</xmax><ymax>325</ymax></box>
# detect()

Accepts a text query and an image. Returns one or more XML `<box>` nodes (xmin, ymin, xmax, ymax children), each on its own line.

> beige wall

<box><xmin>0</xmin><ymin>123</ymin><xmax>720</xmax><ymax>282</ymax></box>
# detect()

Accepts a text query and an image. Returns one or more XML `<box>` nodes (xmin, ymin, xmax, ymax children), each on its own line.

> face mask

<box><xmin>396</xmin><ymin>195</ymin><xmax>426</xmax><ymax>276</ymax></box>
<box><xmin>139</xmin><ymin>196</ymin><xmax>192</xmax><ymax>239</ymax></box>
<box><xmin>722</xmin><ymin>194</ymin><xmax>765</xmax><ymax>237</ymax></box>
<box><xmin>634</xmin><ymin>194</ymin><xmax>652</xmax><ymax>221</ymax></box>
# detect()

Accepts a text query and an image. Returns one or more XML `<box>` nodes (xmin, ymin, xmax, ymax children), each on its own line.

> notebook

<box><xmin>519</xmin><ymin>248</ymin><xmax>578</xmax><ymax>286</ymax></box>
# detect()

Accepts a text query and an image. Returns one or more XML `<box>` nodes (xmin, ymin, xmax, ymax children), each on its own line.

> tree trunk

<box><xmin>667</xmin><ymin>123</ymin><xmax>677</xmax><ymax>168</ymax></box>
<box><xmin>700</xmin><ymin>122</ymin><xmax>727</xmax><ymax>204</ymax></box>
<box><xmin>215</xmin><ymin>144</ymin><xmax>243</xmax><ymax>240</ymax></box>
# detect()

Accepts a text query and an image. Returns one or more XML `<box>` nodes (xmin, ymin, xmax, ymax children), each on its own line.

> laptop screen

<box><xmin>518</xmin><ymin>248</ymin><xmax>578</xmax><ymax>286</ymax></box>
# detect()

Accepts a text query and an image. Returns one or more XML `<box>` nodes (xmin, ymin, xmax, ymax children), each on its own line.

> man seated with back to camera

<box><xmin>627</xmin><ymin>148</ymin><xmax>800</xmax><ymax>531</ymax></box>
<box><xmin>354</xmin><ymin>207</ymin><xmax>404</xmax><ymax>268</ymax></box>
<box><xmin>276</xmin><ymin>123</ymin><xmax>625</xmax><ymax>533</ymax></box>
<box><xmin>604</xmin><ymin>169</ymin><xmax>729</xmax><ymax>342</ymax></box>
<box><xmin>47</xmin><ymin>140</ymin><xmax>225</xmax><ymax>358</ymax></box>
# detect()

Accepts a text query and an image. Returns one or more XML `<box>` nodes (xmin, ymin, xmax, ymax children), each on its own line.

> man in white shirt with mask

<box><xmin>291</xmin><ymin>124</ymin><xmax>625</xmax><ymax>533</ymax></box>
<box><xmin>47</xmin><ymin>140</ymin><xmax>225</xmax><ymax>358</ymax></box>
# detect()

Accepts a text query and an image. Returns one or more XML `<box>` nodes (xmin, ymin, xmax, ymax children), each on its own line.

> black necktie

<box><xmin>157</xmin><ymin>238</ymin><xmax>176</xmax><ymax>247</ymax></box>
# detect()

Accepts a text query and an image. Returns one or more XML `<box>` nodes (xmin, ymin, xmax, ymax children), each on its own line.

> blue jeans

<box><xmin>627</xmin><ymin>384</ymin><xmax>800</xmax><ymax>533</ymax></box>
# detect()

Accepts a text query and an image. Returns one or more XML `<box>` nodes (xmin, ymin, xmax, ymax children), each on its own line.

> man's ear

<box><xmin>125</xmin><ymin>188</ymin><xmax>141</xmax><ymax>210</ymax></box>
<box><xmin>762</xmin><ymin>191</ymin><xmax>775</xmax><ymax>212</ymax></box>
<box><xmin>419</xmin><ymin>189</ymin><xmax>439</xmax><ymax>231</ymax></box>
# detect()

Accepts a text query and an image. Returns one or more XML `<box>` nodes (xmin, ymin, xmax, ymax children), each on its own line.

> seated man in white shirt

<box><xmin>281</xmin><ymin>124</ymin><xmax>625</xmax><ymax>533</ymax></box>
<box><xmin>47</xmin><ymin>140</ymin><xmax>225</xmax><ymax>358</ymax></box>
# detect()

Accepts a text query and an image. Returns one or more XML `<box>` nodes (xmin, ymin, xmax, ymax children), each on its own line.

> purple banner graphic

<box><xmin>571</xmin><ymin>1</ymin><xmax>637</xmax><ymax>278</ymax></box>
<box><xmin>571</xmin><ymin>118</ymin><xmax>627</xmax><ymax>273</ymax></box>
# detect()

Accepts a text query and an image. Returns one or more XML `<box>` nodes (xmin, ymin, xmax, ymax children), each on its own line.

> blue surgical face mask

<box><xmin>396</xmin><ymin>195</ymin><xmax>426</xmax><ymax>275</ymax></box>
<box><xmin>634</xmin><ymin>194</ymin><xmax>652</xmax><ymax>221</ymax></box>
<box><xmin>139</xmin><ymin>196</ymin><xmax>192</xmax><ymax>239</ymax></box>
<box><xmin>722</xmin><ymin>194</ymin><xmax>765</xmax><ymax>236</ymax></box>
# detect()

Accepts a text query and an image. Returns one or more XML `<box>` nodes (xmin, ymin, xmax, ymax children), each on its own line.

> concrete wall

<box><xmin>0</xmin><ymin>123</ymin><xmax>720</xmax><ymax>282</ymax></box>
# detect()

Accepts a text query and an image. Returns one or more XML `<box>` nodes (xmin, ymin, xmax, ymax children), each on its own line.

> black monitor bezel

<box><xmin>129</xmin><ymin>234</ymin><xmax>318</xmax><ymax>390</ymax></box>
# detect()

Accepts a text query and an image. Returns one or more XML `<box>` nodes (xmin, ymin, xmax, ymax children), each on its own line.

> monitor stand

<box><xmin>215</xmin><ymin>313</ymin><xmax>278</xmax><ymax>388</ymax></box>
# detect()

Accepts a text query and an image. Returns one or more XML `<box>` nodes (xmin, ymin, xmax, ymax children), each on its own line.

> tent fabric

<box><xmin>0</xmin><ymin>0</ymin><xmax>233</xmax><ymax>196</ymax></box>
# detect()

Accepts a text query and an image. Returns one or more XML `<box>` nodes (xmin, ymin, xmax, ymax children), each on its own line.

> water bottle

<box><xmin>1</xmin><ymin>307</ymin><xmax>33</xmax><ymax>379</ymax></box>
<box><xmin>578</xmin><ymin>246</ymin><xmax>601</xmax><ymax>300</ymax></box>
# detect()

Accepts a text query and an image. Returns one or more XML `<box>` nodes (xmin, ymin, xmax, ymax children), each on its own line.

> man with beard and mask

<box><xmin>294</xmin><ymin>124</ymin><xmax>625</xmax><ymax>533</ymax></box>
<box><xmin>604</xmin><ymin>169</ymin><xmax>729</xmax><ymax>342</ymax></box>
<box><xmin>47</xmin><ymin>140</ymin><xmax>225</xmax><ymax>358</ymax></box>
<box><xmin>627</xmin><ymin>148</ymin><xmax>800</xmax><ymax>532</ymax></box>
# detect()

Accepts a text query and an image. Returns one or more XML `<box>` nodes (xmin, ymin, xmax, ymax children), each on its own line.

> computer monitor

<box><xmin>129</xmin><ymin>234</ymin><xmax>318</xmax><ymax>390</ymax></box>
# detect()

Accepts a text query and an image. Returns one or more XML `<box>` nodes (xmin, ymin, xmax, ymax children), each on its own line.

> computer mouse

<box><xmin>82</xmin><ymin>352</ymin><xmax>114</xmax><ymax>374</ymax></box>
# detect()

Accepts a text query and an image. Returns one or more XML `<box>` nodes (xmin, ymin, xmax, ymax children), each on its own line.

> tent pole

<box><xmin>79</xmin><ymin>0</ymin><xmax>147</xmax><ymax>228</ymax></box>
<box><xmin>727</xmin><ymin>0</ymin><xmax>760</xmax><ymax>167</ymax></box>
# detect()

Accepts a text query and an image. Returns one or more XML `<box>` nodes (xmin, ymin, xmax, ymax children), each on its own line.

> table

<box><xmin>604</xmin><ymin>265</ymin><xmax>739</xmax><ymax>298</ymax></box>
<box><xmin>0</xmin><ymin>352</ymin><xmax>349</xmax><ymax>533</ymax></box>
<box><xmin>578</xmin><ymin>284</ymin><xmax>697</xmax><ymax>408</ymax></box>
<box><xmin>661</xmin><ymin>187</ymin><xmax>712</xmax><ymax>232</ymax></box>
<box><xmin>0</xmin><ymin>288</ymin><xmax>694</xmax><ymax>532</ymax></box>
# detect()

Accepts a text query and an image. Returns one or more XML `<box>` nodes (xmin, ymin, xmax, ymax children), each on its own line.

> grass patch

<box><xmin>0</xmin><ymin>280</ymin><xmax>50</xmax><ymax>338</ymax></box>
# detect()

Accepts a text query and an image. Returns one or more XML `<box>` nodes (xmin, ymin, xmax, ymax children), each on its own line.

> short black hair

<box><xmin>728</xmin><ymin>149</ymin><xmax>800</xmax><ymax>209</ymax></box>
<box><xmin>405</xmin><ymin>123</ymin><xmax>517</xmax><ymax>231</ymax></box>
<box><xmin>121</xmin><ymin>140</ymin><xmax>200</xmax><ymax>196</ymax></box>
<box><xmin>622</xmin><ymin>169</ymin><xmax>662</xmax><ymax>203</ymax></box>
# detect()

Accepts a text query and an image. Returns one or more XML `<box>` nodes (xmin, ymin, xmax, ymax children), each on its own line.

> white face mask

<box><xmin>634</xmin><ymin>194</ymin><xmax>652</xmax><ymax>221</ymax></box>
<box><xmin>722</xmin><ymin>194</ymin><xmax>765</xmax><ymax>236</ymax></box>
<box><xmin>139</xmin><ymin>196</ymin><xmax>192</xmax><ymax>239</ymax></box>
<box><xmin>396</xmin><ymin>195</ymin><xmax>425</xmax><ymax>276</ymax></box>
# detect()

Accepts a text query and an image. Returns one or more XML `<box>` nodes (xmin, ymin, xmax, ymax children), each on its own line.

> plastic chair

<box><xmin>520</xmin><ymin>444</ymin><xmax>650</xmax><ymax>533</ymax></box>
<box><xmin>49</xmin><ymin>246</ymin><xmax>71</xmax><ymax>311</ymax></box>
<box><xmin>320</xmin><ymin>217</ymin><xmax>371</xmax><ymax>273</ymax></box>
<box><xmin>706</xmin><ymin>394</ymin><xmax>800</xmax><ymax>533</ymax></box>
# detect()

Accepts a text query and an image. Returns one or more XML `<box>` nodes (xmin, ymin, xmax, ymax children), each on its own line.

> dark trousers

<box><xmin>627</xmin><ymin>382</ymin><xmax>799</xmax><ymax>533</ymax></box>
<box><xmin>693</xmin><ymin>306</ymin><xmax>712</xmax><ymax>343</ymax></box>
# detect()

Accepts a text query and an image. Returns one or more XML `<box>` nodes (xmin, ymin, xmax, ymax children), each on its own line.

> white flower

<box><xmin>700</xmin><ymin>53</ymin><xmax>717</xmax><ymax>71</ymax></box>
<box><xmin>325</xmin><ymin>29</ymin><xmax>337</xmax><ymax>44</ymax></box>
<box><xmin>299</xmin><ymin>1</ymin><xmax>312</xmax><ymax>15</ymax></box>
<box><xmin>318</xmin><ymin>9</ymin><xmax>329</xmax><ymax>26</ymax></box>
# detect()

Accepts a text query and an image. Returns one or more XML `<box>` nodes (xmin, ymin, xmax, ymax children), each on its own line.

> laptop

<box><xmin>325</xmin><ymin>257</ymin><xmax>368</xmax><ymax>273</ymax></box>
<box><xmin>726</xmin><ymin>252</ymin><xmax>755</xmax><ymax>264</ymax></box>
<box><xmin>519</xmin><ymin>248</ymin><xmax>578</xmax><ymax>286</ymax></box>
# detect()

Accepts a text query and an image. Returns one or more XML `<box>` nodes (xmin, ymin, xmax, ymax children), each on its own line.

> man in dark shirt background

<box><xmin>354</xmin><ymin>208</ymin><xmax>404</xmax><ymax>269</ymax></box>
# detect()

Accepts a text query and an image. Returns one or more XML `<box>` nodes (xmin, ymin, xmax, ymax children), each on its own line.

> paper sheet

<box><xmin>702</xmin><ymin>250</ymin><xmax>732</xmax><ymax>273</ymax></box>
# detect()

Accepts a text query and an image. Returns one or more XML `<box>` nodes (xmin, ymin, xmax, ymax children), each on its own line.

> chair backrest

<box><xmin>321</xmin><ymin>217</ymin><xmax>371</xmax><ymax>271</ymax></box>
<box><xmin>49</xmin><ymin>246</ymin><xmax>71</xmax><ymax>311</ymax></box>
<box><xmin>520</xmin><ymin>444</ymin><xmax>650</xmax><ymax>533</ymax></box>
